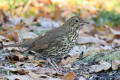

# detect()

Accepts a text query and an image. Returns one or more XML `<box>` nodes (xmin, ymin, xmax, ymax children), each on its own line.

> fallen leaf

<box><xmin>36</xmin><ymin>67</ymin><xmax>56</xmax><ymax>75</ymax></box>
<box><xmin>7</xmin><ymin>31</ymin><xmax>19</xmax><ymax>42</ymax></box>
<box><xmin>60</xmin><ymin>46</ymin><xmax>83</xmax><ymax>66</ymax></box>
<box><xmin>63</xmin><ymin>72</ymin><xmax>78</xmax><ymax>80</ymax></box>
<box><xmin>90</xmin><ymin>65</ymin><xmax>103</xmax><ymax>73</ymax></box>
<box><xmin>1</xmin><ymin>67</ymin><xmax>29</xmax><ymax>75</ymax></box>
<box><xmin>11</xmin><ymin>69</ymin><xmax>28</xmax><ymax>75</ymax></box>
<box><xmin>79</xmin><ymin>76</ymin><xmax>86</xmax><ymax>80</ymax></box>
<box><xmin>20</xmin><ymin>30</ymin><xmax>38</xmax><ymax>40</ymax></box>
<box><xmin>77</xmin><ymin>33</ymin><xmax>106</xmax><ymax>45</ymax></box>
<box><xmin>5</xmin><ymin>53</ymin><xmax>29</xmax><ymax>62</ymax></box>
<box><xmin>28</xmin><ymin>71</ymin><xmax>42</xmax><ymax>78</ymax></box>
<box><xmin>112</xmin><ymin>59</ymin><xmax>120</xmax><ymax>70</ymax></box>
<box><xmin>99</xmin><ymin>60</ymin><xmax>111</xmax><ymax>70</ymax></box>
<box><xmin>90</xmin><ymin>60</ymin><xmax>111</xmax><ymax>72</ymax></box>
<box><xmin>5</xmin><ymin>75</ymin><xmax>32</xmax><ymax>80</ymax></box>
<box><xmin>61</xmin><ymin>55</ymin><xmax>81</xmax><ymax>67</ymax></box>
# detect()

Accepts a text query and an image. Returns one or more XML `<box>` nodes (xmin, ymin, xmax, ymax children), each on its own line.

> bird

<box><xmin>3</xmin><ymin>16</ymin><xmax>88</xmax><ymax>59</ymax></box>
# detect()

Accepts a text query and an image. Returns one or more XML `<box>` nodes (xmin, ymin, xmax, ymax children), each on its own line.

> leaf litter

<box><xmin>0</xmin><ymin>1</ymin><xmax>120</xmax><ymax>79</ymax></box>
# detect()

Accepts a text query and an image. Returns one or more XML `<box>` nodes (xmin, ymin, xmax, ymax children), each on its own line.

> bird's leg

<box><xmin>47</xmin><ymin>58</ymin><xmax>63</xmax><ymax>74</ymax></box>
<box><xmin>50</xmin><ymin>58</ymin><xmax>62</xmax><ymax>71</ymax></box>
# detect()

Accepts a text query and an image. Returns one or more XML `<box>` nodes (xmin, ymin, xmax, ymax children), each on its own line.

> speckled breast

<box><xmin>44</xmin><ymin>29</ymin><xmax>79</xmax><ymax>57</ymax></box>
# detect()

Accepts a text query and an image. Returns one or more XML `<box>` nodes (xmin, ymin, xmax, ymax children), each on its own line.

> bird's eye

<box><xmin>75</xmin><ymin>19</ymin><xmax>79</xmax><ymax>22</ymax></box>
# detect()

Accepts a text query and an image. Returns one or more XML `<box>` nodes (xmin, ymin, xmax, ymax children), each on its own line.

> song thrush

<box><xmin>4</xmin><ymin>16</ymin><xmax>88</xmax><ymax>58</ymax></box>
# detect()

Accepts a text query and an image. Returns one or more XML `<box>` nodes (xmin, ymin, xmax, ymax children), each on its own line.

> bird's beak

<box><xmin>81</xmin><ymin>21</ymin><xmax>89</xmax><ymax>25</ymax></box>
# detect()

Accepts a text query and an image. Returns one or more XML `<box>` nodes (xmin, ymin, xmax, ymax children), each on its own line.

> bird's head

<box><xmin>67</xmin><ymin>16</ymin><xmax>89</xmax><ymax>30</ymax></box>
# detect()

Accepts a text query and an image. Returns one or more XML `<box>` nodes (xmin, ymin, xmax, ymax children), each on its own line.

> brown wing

<box><xmin>27</xmin><ymin>26</ymin><xmax>67</xmax><ymax>52</ymax></box>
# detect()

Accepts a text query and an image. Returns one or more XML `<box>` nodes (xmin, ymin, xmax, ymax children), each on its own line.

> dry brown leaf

<box><xmin>11</xmin><ymin>69</ymin><xmax>29</xmax><ymax>75</ymax></box>
<box><xmin>7</xmin><ymin>32</ymin><xmax>19</xmax><ymax>42</ymax></box>
<box><xmin>16</xmin><ymin>24</ymin><xmax>23</xmax><ymax>30</ymax></box>
<box><xmin>63</xmin><ymin>72</ymin><xmax>78</xmax><ymax>80</ymax></box>
<box><xmin>6</xmin><ymin>53</ymin><xmax>29</xmax><ymax>62</ymax></box>
<box><xmin>1</xmin><ymin>67</ymin><xmax>29</xmax><ymax>75</ymax></box>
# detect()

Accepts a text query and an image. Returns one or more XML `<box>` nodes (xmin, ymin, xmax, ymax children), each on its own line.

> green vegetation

<box><xmin>93</xmin><ymin>10</ymin><xmax>120</xmax><ymax>27</ymax></box>
<box><xmin>8</xmin><ymin>0</ymin><xmax>28</xmax><ymax>10</ymax></box>
<box><xmin>82</xmin><ymin>50</ymin><xmax>120</xmax><ymax>63</ymax></box>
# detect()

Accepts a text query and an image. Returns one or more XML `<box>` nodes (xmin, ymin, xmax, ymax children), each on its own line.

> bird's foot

<box><xmin>47</xmin><ymin>58</ymin><xmax>63</xmax><ymax>75</ymax></box>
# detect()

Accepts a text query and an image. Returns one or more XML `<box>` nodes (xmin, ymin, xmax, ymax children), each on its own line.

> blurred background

<box><xmin>1</xmin><ymin>0</ymin><xmax>120</xmax><ymax>27</ymax></box>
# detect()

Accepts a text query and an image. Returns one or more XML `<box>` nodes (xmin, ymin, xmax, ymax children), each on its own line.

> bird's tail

<box><xmin>3</xmin><ymin>43</ymin><xmax>24</xmax><ymax>47</ymax></box>
<box><xmin>3</xmin><ymin>39</ymin><xmax>34</xmax><ymax>48</ymax></box>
